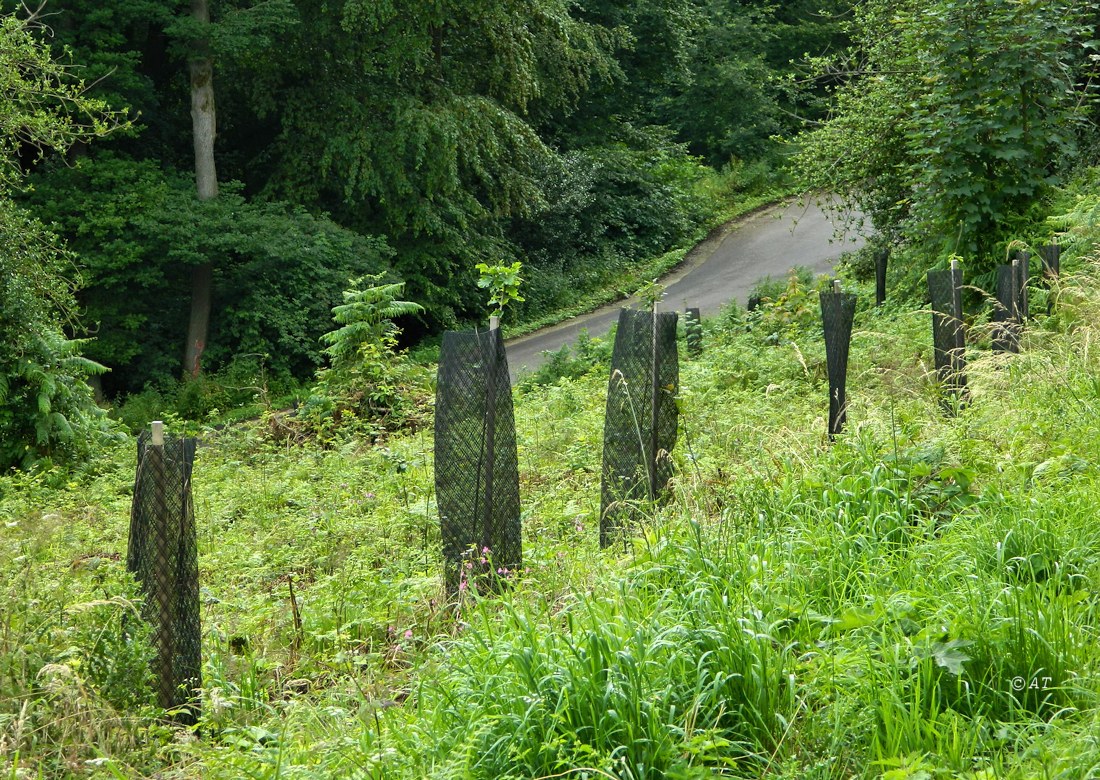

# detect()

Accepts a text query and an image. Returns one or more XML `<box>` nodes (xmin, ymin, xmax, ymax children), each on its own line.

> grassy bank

<box><xmin>4</xmin><ymin>243</ymin><xmax>1100</xmax><ymax>778</ymax></box>
<box><xmin>502</xmin><ymin>184</ymin><xmax>792</xmax><ymax>342</ymax></box>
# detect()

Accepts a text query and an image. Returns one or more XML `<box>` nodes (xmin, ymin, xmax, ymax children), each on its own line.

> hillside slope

<box><xmin>3</xmin><ymin>248</ymin><xmax>1100</xmax><ymax>779</ymax></box>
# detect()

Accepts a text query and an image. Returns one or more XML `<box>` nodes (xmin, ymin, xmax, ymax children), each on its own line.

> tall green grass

<box><xmin>6</xmin><ymin>260</ymin><xmax>1100</xmax><ymax>778</ymax></box>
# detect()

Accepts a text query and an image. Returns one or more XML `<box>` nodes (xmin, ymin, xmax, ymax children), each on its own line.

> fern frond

<box><xmin>320</xmin><ymin>276</ymin><xmax>424</xmax><ymax>370</ymax></box>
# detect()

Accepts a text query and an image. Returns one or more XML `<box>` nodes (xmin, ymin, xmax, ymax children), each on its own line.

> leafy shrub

<box><xmin>797</xmin><ymin>0</ymin><xmax>1086</xmax><ymax>270</ymax></box>
<box><xmin>297</xmin><ymin>277</ymin><xmax>431</xmax><ymax>443</ymax></box>
<box><xmin>744</xmin><ymin>267</ymin><xmax>825</xmax><ymax>343</ymax></box>
<box><xmin>518</xmin><ymin>330</ymin><xmax>611</xmax><ymax>389</ymax></box>
<box><xmin>0</xmin><ymin>207</ymin><xmax>122</xmax><ymax>470</ymax></box>
<box><xmin>23</xmin><ymin>153</ymin><xmax>392</xmax><ymax>395</ymax></box>
<box><xmin>508</xmin><ymin>128</ymin><xmax>713</xmax><ymax>322</ymax></box>
<box><xmin>0</xmin><ymin>15</ymin><xmax>125</xmax><ymax>471</ymax></box>
<box><xmin>113</xmin><ymin>354</ymin><xmax>286</xmax><ymax>431</ymax></box>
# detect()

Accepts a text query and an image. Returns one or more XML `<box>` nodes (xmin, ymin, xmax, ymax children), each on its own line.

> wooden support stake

<box><xmin>481</xmin><ymin>322</ymin><xmax>498</xmax><ymax>559</ymax></box>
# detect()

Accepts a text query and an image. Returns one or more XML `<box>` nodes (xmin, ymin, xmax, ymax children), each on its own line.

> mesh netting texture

<box><xmin>435</xmin><ymin>327</ymin><xmax>521</xmax><ymax>592</ymax></box>
<box><xmin>993</xmin><ymin>263</ymin><xmax>1021</xmax><ymax>353</ymax></box>
<box><xmin>127</xmin><ymin>431</ymin><xmax>202</xmax><ymax>721</ymax></box>
<box><xmin>1039</xmin><ymin>244</ymin><xmax>1061</xmax><ymax>315</ymax></box>
<box><xmin>928</xmin><ymin>267</ymin><xmax>967</xmax><ymax>402</ymax></box>
<box><xmin>1039</xmin><ymin>244</ymin><xmax>1061</xmax><ymax>280</ymax></box>
<box><xmin>1014</xmin><ymin>251</ymin><xmax>1030</xmax><ymax>322</ymax></box>
<box><xmin>874</xmin><ymin>248</ymin><xmax>889</xmax><ymax>306</ymax></box>
<box><xmin>821</xmin><ymin>291</ymin><xmax>856</xmax><ymax>438</ymax></box>
<box><xmin>600</xmin><ymin>308</ymin><xmax>679</xmax><ymax>547</ymax></box>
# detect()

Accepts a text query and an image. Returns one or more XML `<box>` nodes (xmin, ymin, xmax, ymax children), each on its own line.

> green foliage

<box><xmin>1</xmin><ymin>0</ymin><xmax>172</xmax><ymax>134</ymax></box>
<box><xmin>0</xmin><ymin>316</ymin><xmax>114</xmax><ymax>469</ymax></box>
<box><xmin>518</xmin><ymin>329</ymin><xmax>611</xmax><ymax>389</ymax></box>
<box><xmin>633</xmin><ymin>278</ymin><xmax>666</xmax><ymax>308</ymax></box>
<box><xmin>4</xmin><ymin>0</ymin><xmax>849</xmax><ymax>406</ymax></box>
<box><xmin>409</xmin><ymin>563</ymin><xmax>796</xmax><ymax>778</ymax></box>
<box><xmin>744</xmin><ymin>267</ymin><xmax>824</xmax><ymax>344</ymax></box>
<box><xmin>0</xmin><ymin>199</ymin><xmax>114</xmax><ymax>472</ymax></box>
<box><xmin>24</xmin><ymin>153</ymin><xmax>392</xmax><ymax>394</ymax></box>
<box><xmin>653</xmin><ymin>0</ymin><xmax>782</xmax><ymax>165</ymax></box>
<box><xmin>0</xmin><ymin>12</ymin><xmax>125</xmax><ymax>470</ymax></box>
<box><xmin>559</xmin><ymin>0</ymin><xmax>849</xmax><ymax>167</ymax></box>
<box><xmin>507</xmin><ymin>127</ymin><xmax>714</xmax><ymax>321</ymax></box>
<box><xmin>1047</xmin><ymin>166</ymin><xmax>1100</xmax><ymax>260</ymax></box>
<box><xmin>797</xmin><ymin>0</ymin><xmax>1089</xmax><ymax>268</ymax></box>
<box><xmin>9</xmin><ymin>0</ymin><xmax>824</xmax><ymax>388</ymax></box>
<box><xmin>321</xmin><ymin>274</ymin><xmax>424</xmax><ymax>371</ymax></box>
<box><xmin>475</xmin><ymin>261</ymin><xmax>525</xmax><ymax>320</ymax></box>
<box><xmin>0</xmin><ymin>13</ymin><xmax>125</xmax><ymax>191</ymax></box>
<box><xmin>237</xmin><ymin>0</ymin><xmax>618</xmax><ymax>323</ymax></box>
<box><xmin>112</xmin><ymin>354</ymin><xmax>294</xmax><ymax>432</ymax></box>
<box><xmin>12</xmin><ymin>231</ymin><xmax>1100</xmax><ymax>776</ymax></box>
<box><xmin>1</xmin><ymin>504</ymin><xmax>161</xmax><ymax>775</ymax></box>
<box><xmin>299</xmin><ymin>276</ymin><xmax>431</xmax><ymax>444</ymax></box>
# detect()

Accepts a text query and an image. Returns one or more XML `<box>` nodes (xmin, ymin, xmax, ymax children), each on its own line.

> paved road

<box><xmin>505</xmin><ymin>198</ymin><xmax>866</xmax><ymax>377</ymax></box>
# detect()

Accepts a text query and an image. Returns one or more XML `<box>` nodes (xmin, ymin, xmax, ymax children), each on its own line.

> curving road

<box><xmin>505</xmin><ymin>197</ymin><xmax>866</xmax><ymax>377</ymax></box>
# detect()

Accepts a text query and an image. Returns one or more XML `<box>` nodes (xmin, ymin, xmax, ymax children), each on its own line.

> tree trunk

<box><xmin>183</xmin><ymin>0</ymin><xmax>218</xmax><ymax>379</ymax></box>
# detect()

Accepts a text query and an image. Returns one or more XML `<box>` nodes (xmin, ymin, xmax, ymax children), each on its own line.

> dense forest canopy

<box><xmin>1</xmin><ymin>0</ymin><xmax>1097</xmax><ymax>469</ymax></box>
<box><xmin>4</xmin><ymin>0</ymin><xmax>844</xmax><ymax>389</ymax></box>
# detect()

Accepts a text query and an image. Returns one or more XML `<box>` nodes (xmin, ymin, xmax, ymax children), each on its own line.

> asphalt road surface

<box><xmin>505</xmin><ymin>198</ymin><xmax>866</xmax><ymax>378</ymax></box>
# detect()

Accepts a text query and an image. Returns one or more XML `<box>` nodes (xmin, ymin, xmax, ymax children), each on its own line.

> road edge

<box><xmin>505</xmin><ymin>197</ymin><xmax>794</xmax><ymax>350</ymax></box>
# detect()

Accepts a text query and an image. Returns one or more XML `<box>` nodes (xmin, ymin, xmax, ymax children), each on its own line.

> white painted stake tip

<box><xmin>489</xmin><ymin>315</ymin><xmax>500</xmax><ymax>331</ymax></box>
<box><xmin>151</xmin><ymin>420</ymin><xmax>164</xmax><ymax>446</ymax></box>
<box><xmin>832</xmin><ymin>279</ymin><xmax>842</xmax><ymax>294</ymax></box>
<box><xmin>950</xmin><ymin>258</ymin><xmax>959</xmax><ymax>271</ymax></box>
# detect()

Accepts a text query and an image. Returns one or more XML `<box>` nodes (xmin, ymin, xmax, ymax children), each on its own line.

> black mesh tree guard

<box><xmin>927</xmin><ymin>266</ymin><xmax>968</xmax><ymax>408</ymax></box>
<box><xmin>684</xmin><ymin>307</ymin><xmax>703</xmax><ymax>357</ymax></box>
<box><xmin>820</xmin><ymin>289</ymin><xmax>856</xmax><ymax>438</ymax></box>
<box><xmin>435</xmin><ymin>327</ymin><xmax>521</xmax><ymax>594</ymax></box>
<box><xmin>600</xmin><ymin>308</ymin><xmax>679</xmax><ymax>548</ymax></box>
<box><xmin>127</xmin><ymin>430</ymin><xmax>201</xmax><ymax>722</ymax></box>
<box><xmin>1014</xmin><ymin>251</ymin><xmax>1030</xmax><ymax>322</ymax></box>
<box><xmin>1039</xmin><ymin>244</ymin><xmax>1061</xmax><ymax>314</ymax></box>
<box><xmin>874</xmin><ymin>248</ymin><xmax>890</xmax><ymax>307</ymax></box>
<box><xmin>993</xmin><ymin>263</ymin><xmax>1021</xmax><ymax>353</ymax></box>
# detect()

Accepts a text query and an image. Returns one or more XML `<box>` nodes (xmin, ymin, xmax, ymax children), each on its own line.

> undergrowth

<box><xmin>4</xmin><ymin>199</ymin><xmax>1100</xmax><ymax>779</ymax></box>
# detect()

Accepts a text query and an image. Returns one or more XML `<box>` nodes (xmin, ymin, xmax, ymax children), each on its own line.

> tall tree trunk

<box><xmin>184</xmin><ymin>0</ymin><xmax>218</xmax><ymax>379</ymax></box>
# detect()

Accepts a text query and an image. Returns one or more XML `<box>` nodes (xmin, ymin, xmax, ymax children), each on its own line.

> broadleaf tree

<box><xmin>0</xmin><ymin>11</ymin><xmax>125</xmax><ymax>469</ymax></box>
<box><xmin>228</xmin><ymin>0</ymin><xmax>619</xmax><ymax>326</ymax></box>
<box><xmin>796</xmin><ymin>0</ymin><xmax>1091</xmax><ymax>267</ymax></box>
